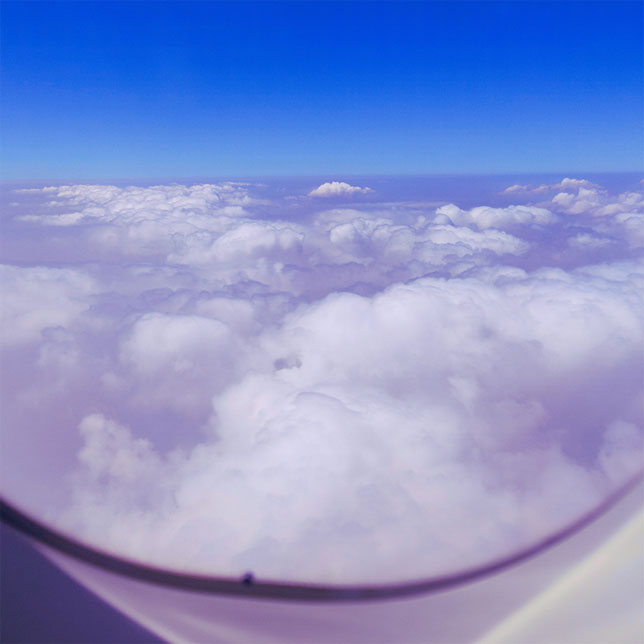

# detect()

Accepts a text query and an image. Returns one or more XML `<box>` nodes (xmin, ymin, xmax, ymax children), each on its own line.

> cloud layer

<box><xmin>1</xmin><ymin>177</ymin><xmax>643</xmax><ymax>583</ymax></box>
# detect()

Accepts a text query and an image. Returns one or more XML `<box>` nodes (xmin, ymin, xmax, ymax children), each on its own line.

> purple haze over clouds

<box><xmin>1</xmin><ymin>175</ymin><xmax>643</xmax><ymax>584</ymax></box>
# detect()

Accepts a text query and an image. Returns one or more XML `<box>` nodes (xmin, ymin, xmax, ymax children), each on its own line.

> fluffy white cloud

<box><xmin>500</xmin><ymin>177</ymin><xmax>644</xmax><ymax>221</ymax></box>
<box><xmin>501</xmin><ymin>178</ymin><xmax>600</xmax><ymax>196</ymax></box>
<box><xmin>2</xmin><ymin>177</ymin><xmax>643</xmax><ymax>584</ymax></box>
<box><xmin>615</xmin><ymin>212</ymin><xmax>644</xmax><ymax>247</ymax></box>
<box><xmin>435</xmin><ymin>203</ymin><xmax>558</xmax><ymax>230</ymax></box>
<box><xmin>309</xmin><ymin>181</ymin><xmax>374</xmax><ymax>198</ymax></box>
<box><xmin>170</xmin><ymin>221</ymin><xmax>305</xmax><ymax>267</ymax></box>
<box><xmin>501</xmin><ymin>183</ymin><xmax>549</xmax><ymax>195</ymax></box>
<box><xmin>16</xmin><ymin>183</ymin><xmax>257</xmax><ymax>237</ymax></box>
<box><xmin>59</xmin><ymin>261</ymin><xmax>644</xmax><ymax>582</ymax></box>
<box><xmin>0</xmin><ymin>265</ymin><xmax>95</xmax><ymax>347</ymax></box>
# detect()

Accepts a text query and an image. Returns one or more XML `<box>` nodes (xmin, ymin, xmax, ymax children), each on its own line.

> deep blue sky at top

<box><xmin>1</xmin><ymin>1</ymin><xmax>642</xmax><ymax>180</ymax></box>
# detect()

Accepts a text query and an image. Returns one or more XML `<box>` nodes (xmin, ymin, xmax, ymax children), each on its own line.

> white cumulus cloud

<box><xmin>309</xmin><ymin>181</ymin><xmax>374</xmax><ymax>198</ymax></box>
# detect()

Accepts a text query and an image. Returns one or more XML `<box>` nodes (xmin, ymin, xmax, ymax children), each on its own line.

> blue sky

<box><xmin>1</xmin><ymin>1</ymin><xmax>642</xmax><ymax>180</ymax></box>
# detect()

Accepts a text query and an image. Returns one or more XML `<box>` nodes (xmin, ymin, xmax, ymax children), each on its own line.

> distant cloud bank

<box><xmin>1</xmin><ymin>177</ymin><xmax>642</xmax><ymax>584</ymax></box>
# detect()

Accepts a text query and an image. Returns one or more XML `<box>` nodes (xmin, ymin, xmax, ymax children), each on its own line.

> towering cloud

<box><xmin>1</xmin><ymin>177</ymin><xmax>642</xmax><ymax>583</ymax></box>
